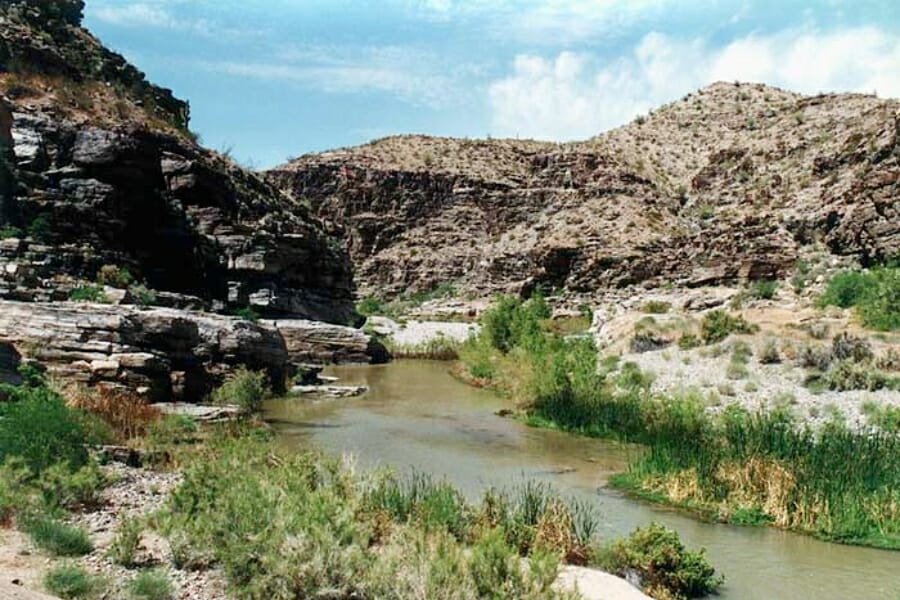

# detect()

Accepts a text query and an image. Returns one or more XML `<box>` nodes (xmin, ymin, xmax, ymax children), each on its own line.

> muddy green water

<box><xmin>265</xmin><ymin>361</ymin><xmax>899</xmax><ymax>600</ymax></box>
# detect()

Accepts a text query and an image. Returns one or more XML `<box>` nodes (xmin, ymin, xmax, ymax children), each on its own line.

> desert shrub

<box><xmin>824</xmin><ymin>360</ymin><xmax>894</xmax><ymax>392</ymax></box>
<box><xmin>806</xmin><ymin>321</ymin><xmax>830</xmax><ymax>340</ymax></box>
<box><xmin>36</xmin><ymin>461</ymin><xmax>106</xmax><ymax>511</ymax></box>
<box><xmin>758</xmin><ymin>339</ymin><xmax>781</xmax><ymax>364</ymax></box>
<box><xmin>0</xmin><ymin>225</ymin><xmax>23</xmax><ymax>239</ymax></box>
<box><xmin>127</xmin><ymin>569</ymin><xmax>174</xmax><ymax>600</ymax></box>
<box><xmin>69</xmin><ymin>387</ymin><xmax>161</xmax><ymax>441</ymax></box>
<box><xmin>797</xmin><ymin>344</ymin><xmax>832</xmax><ymax>371</ymax></box>
<box><xmin>44</xmin><ymin>563</ymin><xmax>104</xmax><ymax>599</ymax></box>
<box><xmin>109</xmin><ymin>516</ymin><xmax>143</xmax><ymax>567</ymax></box>
<box><xmin>749</xmin><ymin>280</ymin><xmax>778</xmax><ymax>300</ymax></box>
<box><xmin>677</xmin><ymin>333</ymin><xmax>701</xmax><ymax>350</ymax></box>
<box><xmin>356</xmin><ymin>296</ymin><xmax>385</xmax><ymax>317</ymax></box>
<box><xmin>128</xmin><ymin>284</ymin><xmax>157</xmax><ymax>307</ymax></box>
<box><xmin>598</xmin><ymin>523</ymin><xmax>722</xmax><ymax>600</ymax></box>
<box><xmin>210</xmin><ymin>368</ymin><xmax>269</xmax><ymax>414</ymax></box>
<box><xmin>469</xmin><ymin>529</ymin><xmax>558</xmax><ymax>599</ymax></box>
<box><xmin>856</xmin><ymin>267</ymin><xmax>900</xmax><ymax>331</ymax></box>
<box><xmin>482</xmin><ymin>294</ymin><xmax>548</xmax><ymax>354</ymax></box>
<box><xmin>26</xmin><ymin>214</ymin><xmax>53</xmax><ymax>241</ymax></box>
<box><xmin>630</xmin><ymin>332</ymin><xmax>668</xmax><ymax>353</ymax></box>
<box><xmin>831</xmin><ymin>332</ymin><xmax>873</xmax><ymax>363</ymax></box>
<box><xmin>233</xmin><ymin>306</ymin><xmax>260</xmax><ymax>322</ymax></box>
<box><xmin>69</xmin><ymin>285</ymin><xmax>107</xmax><ymax>303</ymax></box>
<box><xmin>642</xmin><ymin>300</ymin><xmax>671</xmax><ymax>314</ymax></box>
<box><xmin>700</xmin><ymin>310</ymin><xmax>756</xmax><ymax>344</ymax></box>
<box><xmin>0</xmin><ymin>387</ymin><xmax>106</xmax><ymax>472</ymax></box>
<box><xmin>96</xmin><ymin>264</ymin><xmax>134</xmax><ymax>288</ymax></box>
<box><xmin>22</xmin><ymin>513</ymin><xmax>93</xmax><ymax>556</ymax></box>
<box><xmin>876</xmin><ymin>348</ymin><xmax>900</xmax><ymax>372</ymax></box>
<box><xmin>818</xmin><ymin>270</ymin><xmax>874</xmax><ymax>309</ymax></box>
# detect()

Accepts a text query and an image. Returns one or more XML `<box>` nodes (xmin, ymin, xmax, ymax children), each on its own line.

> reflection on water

<box><xmin>265</xmin><ymin>361</ymin><xmax>899</xmax><ymax>600</ymax></box>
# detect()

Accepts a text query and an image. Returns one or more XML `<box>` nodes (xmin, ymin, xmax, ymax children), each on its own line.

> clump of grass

<box><xmin>862</xmin><ymin>402</ymin><xmax>900</xmax><ymax>434</ymax></box>
<box><xmin>127</xmin><ymin>569</ymin><xmax>174</xmax><ymax>600</ymax></box>
<box><xmin>210</xmin><ymin>368</ymin><xmax>269</xmax><ymax>414</ymax></box>
<box><xmin>748</xmin><ymin>280</ymin><xmax>778</xmax><ymax>300</ymax></box>
<box><xmin>642</xmin><ymin>300</ymin><xmax>671</xmax><ymax>314</ymax></box>
<box><xmin>43</xmin><ymin>563</ymin><xmax>104</xmax><ymax>599</ymax></box>
<box><xmin>109</xmin><ymin>516</ymin><xmax>143</xmax><ymax>567</ymax></box>
<box><xmin>758</xmin><ymin>339</ymin><xmax>781</xmax><ymax>364</ymax></box>
<box><xmin>700</xmin><ymin>310</ymin><xmax>757</xmax><ymax>344</ymax></box>
<box><xmin>386</xmin><ymin>334</ymin><xmax>461</xmax><ymax>360</ymax></box>
<box><xmin>22</xmin><ymin>513</ymin><xmax>93</xmax><ymax>556</ymax></box>
<box><xmin>678</xmin><ymin>333</ymin><xmax>701</xmax><ymax>350</ymax></box>
<box><xmin>69</xmin><ymin>284</ymin><xmax>108</xmax><ymax>303</ymax></box>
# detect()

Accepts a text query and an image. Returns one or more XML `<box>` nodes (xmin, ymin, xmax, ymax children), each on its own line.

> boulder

<box><xmin>268</xmin><ymin>318</ymin><xmax>390</xmax><ymax>365</ymax></box>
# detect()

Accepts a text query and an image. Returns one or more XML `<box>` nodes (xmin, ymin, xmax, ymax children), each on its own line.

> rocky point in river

<box><xmin>269</xmin><ymin>83</ymin><xmax>899</xmax><ymax>300</ymax></box>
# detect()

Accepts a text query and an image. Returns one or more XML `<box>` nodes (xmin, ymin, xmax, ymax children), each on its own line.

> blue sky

<box><xmin>83</xmin><ymin>1</ymin><xmax>900</xmax><ymax>169</ymax></box>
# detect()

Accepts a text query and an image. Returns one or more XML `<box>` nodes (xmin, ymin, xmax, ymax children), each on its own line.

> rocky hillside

<box><xmin>270</xmin><ymin>83</ymin><xmax>899</xmax><ymax>300</ymax></box>
<box><xmin>0</xmin><ymin>0</ymin><xmax>356</xmax><ymax>324</ymax></box>
<box><xmin>0</xmin><ymin>1</ymin><xmax>380</xmax><ymax>400</ymax></box>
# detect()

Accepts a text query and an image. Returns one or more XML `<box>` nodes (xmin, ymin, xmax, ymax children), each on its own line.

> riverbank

<box><xmin>455</xmin><ymin>293</ymin><xmax>900</xmax><ymax>550</ymax></box>
<box><xmin>1</xmin><ymin>368</ymin><xmax>717</xmax><ymax>600</ymax></box>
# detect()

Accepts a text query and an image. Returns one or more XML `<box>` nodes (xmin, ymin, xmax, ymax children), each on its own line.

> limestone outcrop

<box><xmin>0</xmin><ymin>300</ymin><xmax>290</xmax><ymax>402</ymax></box>
<box><xmin>267</xmin><ymin>319</ymin><xmax>390</xmax><ymax>365</ymax></box>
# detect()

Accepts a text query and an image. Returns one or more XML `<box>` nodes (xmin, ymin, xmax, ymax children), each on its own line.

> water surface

<box><xmin>265</xmin><ymin>361</ymin><xmax>899</xmax><ymax>600</ymax></box>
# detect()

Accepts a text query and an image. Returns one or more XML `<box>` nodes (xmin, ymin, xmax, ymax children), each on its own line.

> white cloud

<box><xmin>201</xmin><ymin>45</ymin><xmax>473</xmax><ymax>109</ymax></box>
<box><xmin>90</xmin><ymin>1</ymin><xmax>262</xmax><ymax>38</ymax></box>
<box><xmin>488</xmin><ymin>27</ymin><xmax>900</xmax><ymax>140</ymax></box>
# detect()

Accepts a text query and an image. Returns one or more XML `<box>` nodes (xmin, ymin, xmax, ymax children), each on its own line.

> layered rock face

<box><xmin>270</xmin><ymin>83</ymin><xmax>899</xmax><ymax>299</ymax></box>
<box><xmin>0</xmin><ymin>1</ymin><xmax>370</xmax><ymax>398</ymax></box>
<box><xmin>0</xmin><ymin>300</ymin><xmax>290</xmax><ymax>402</ymax></box>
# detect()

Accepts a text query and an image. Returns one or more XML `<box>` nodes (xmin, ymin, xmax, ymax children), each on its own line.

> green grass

<box><xmin>43</xmin><ymin>563</ymin><xmax>104</xmax><ymax>599</ymax></box>
<box><xmin>127</xmin><ymin>570</ymin><xmax>174</xmax><ymax>600</ymax></box>
<box><xmin>22</xmin><ymin>513</ymin><xmax>94</xmax><ymax>556</ymax></box>
<box><xmin>69</xmin><ymin>285</ymin><xmax>108</xmax><ymax>303</ymax></box>
<box><xmin>210</xmin><ymin>368</ymin><xmax>270</xmax><ymax>414</ymax></box>
<box><xmin>461</xmin><ymin>295</ymin><xmax>900</xmax><ymax>550</ymax></box>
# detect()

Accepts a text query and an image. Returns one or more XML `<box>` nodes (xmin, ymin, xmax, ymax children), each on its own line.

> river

<box><xmin>264</xmin><ymin>360</ymin><xmax>899</xmax><ymax>600</ymax></box>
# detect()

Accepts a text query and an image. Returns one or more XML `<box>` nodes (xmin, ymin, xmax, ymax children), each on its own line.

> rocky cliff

<box><xmin>0</xmin><ymin>0</ymin><xmax>377</xmax><ymax>400</ymax></box>
<box><xmin>0</xmin><ymin>0</ymin><xmax>356</xmax><ymax>324</ymax></box>
<box><xmin>270</xmin><ymin>83</ymin><xmax>899</xmax><ymax>300</ymax></box>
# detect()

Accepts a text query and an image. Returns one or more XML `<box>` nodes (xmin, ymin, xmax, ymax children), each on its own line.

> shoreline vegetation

<box><xmin>456</xmin><ymin>286</ymin><xmax>900</xmax><ymax>550</ymax></box>
<box><xmin>0</xmin><ymin>365</ymin><xmax>722</xmax><ymax>600</ymax></box>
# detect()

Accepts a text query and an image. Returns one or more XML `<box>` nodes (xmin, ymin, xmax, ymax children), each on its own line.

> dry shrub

<box><xmin>533</xmin><ymin>500</ymin><xmax>580</xmax><ymax>564</ymax></box>
<box><xmin>715</xmin><ymin>458</ymin><xmax>796</xmax><ymax>527</ymax></box>
<box><xmin>68</xmin><ymin>386</ymin><xmax>161</xmax><ymax>441</ymax></box>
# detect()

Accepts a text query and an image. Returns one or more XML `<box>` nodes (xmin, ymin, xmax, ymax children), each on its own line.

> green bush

<box><xmin>109</xmin><ymin>516</ymin><xmax>143</xmax><ymax>567</ymax></box>
<box><xmin>598</xmin><ymin>523</ymin><xmax>723</xmax><ymax>600</ymax></box>
<box><xmin>818</xmin><ymin>268</ymin><xmax>900</xmax><ymax>331</ymax></box>
<box><xmin>749</xmin><ymin>279</ymin><xmax>778</xmax><ymax>300</ymax></box>
<box><xmin>0</xmin><ymin>225</ymin><xmax>23</xmax><ymax>239</ymax></box>
<box><xmin>43</xmin><ymin>563</ymin><xmax>104</xmax><ymax>599</ymax></box>
<box><xmin>127</xmin><ymin>570</ymin><xmax>174</xmax><ymax>600</ymax></box>
<box><xmin>128</xmin><ymin>284</ymin><xmax>157</xmax><ymax>307</ymax></box>
<box><xmin>642</xmin><ymin>300</ymin><xmax>671</xmax><ymax>314</ymax></box>
<box><xmin>356</xmin><ymin>296</ymin><xmax>387</xmax><ymax>317</ymax></box>
<box><xmin>818</xmin><ymin>270</ymin><xmax>874</xmax><ymax>309</ymax></box>
<box><xmin>26</xmin><ymin>214</ymin><xmax>53</xmax><ymax>241</ymax></box>
<box><xmin>856</xmin><ymin>267</ymin><xmax>900</xmax><ymax>331</ymax></box>
<box><xmin>677</xmin><ymin>333</ymin><xmax>701</xmax><ymax>350</ymax></box>
<box><xmin>234</xmin><ymin>306</ymin><xmax>260</xmax><ymax>322</ymax></box>
<box><xmin>22</xmin><ymin>513</ymin><xmax>93</xmax><ymax>556</ymax></box>
<box><xmin>0</xmin><ymin>387</ymin><xmax>106</xmax><ymax>472</ymax></box>
<box><xmin>700</xmin><ymin>310</ymin><xmax>756</xmax><ymax>344</ymax></box>
<box><xmin>96</xmin><ymin>265</ymin><xmax>134</xmax><ymax>288</ymax></box>
<box><xmin>210</xmin><ymin>368</ymin><xmax>269</xmax><ymax>414</ymax></box>
<box><xmin>69</xmin><ymin>285</ymin><xmax>107</xmax><ymax>303</ymax></box>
